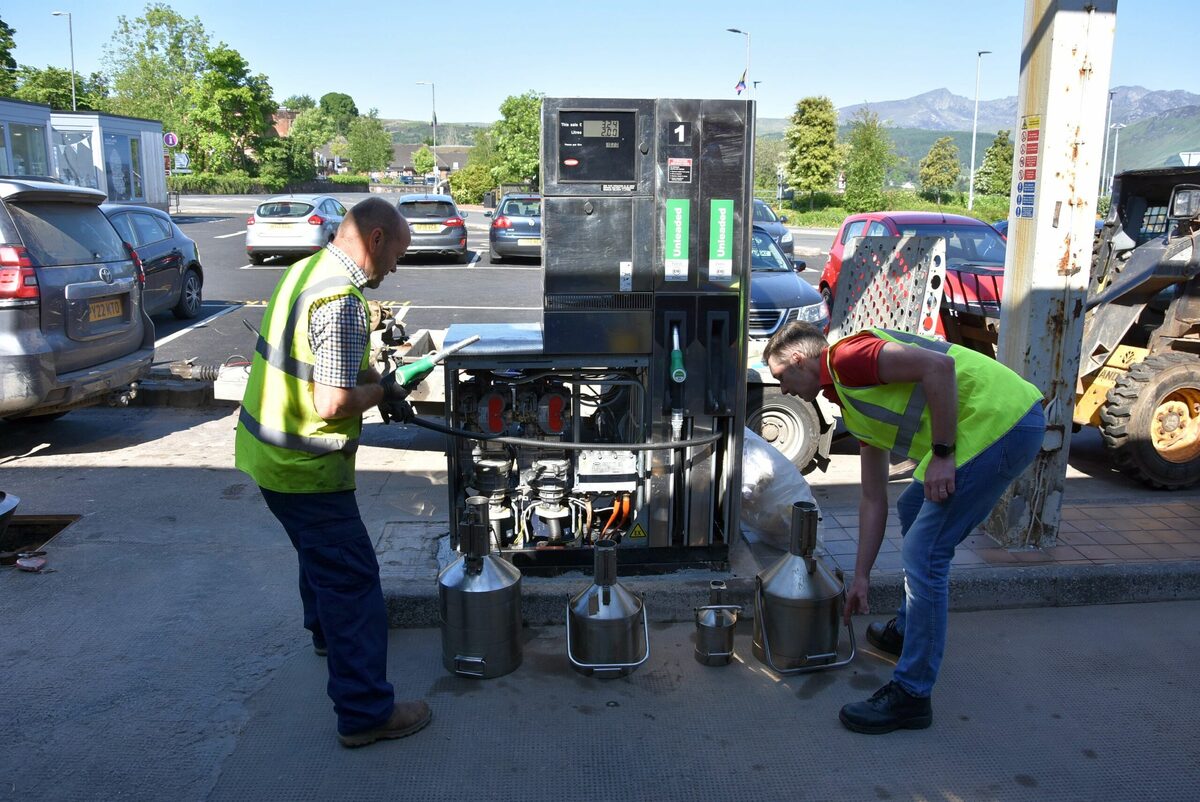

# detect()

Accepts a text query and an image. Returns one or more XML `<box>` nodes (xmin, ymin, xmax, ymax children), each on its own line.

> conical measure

<box><xmin>566</xmin><ymin>539</ymin><xmax>649</xmax><ymax>677</ymax></box>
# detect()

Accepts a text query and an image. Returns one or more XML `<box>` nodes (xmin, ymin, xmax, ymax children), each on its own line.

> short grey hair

<box><xmin>762</xmin><ymin>321</ymin><xmax>827</xmax><ymax>364</ymax></box>
<box><xmin>346</xmin><ymin>196</ymin><xmax>404</xmax><ymax>239</ymax></box>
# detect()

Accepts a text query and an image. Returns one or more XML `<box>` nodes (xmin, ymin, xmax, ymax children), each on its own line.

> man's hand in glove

<box><xmin>378</xmin><ymin>397</ymin><xmax>415</xmax><ymax>424</ymax></box>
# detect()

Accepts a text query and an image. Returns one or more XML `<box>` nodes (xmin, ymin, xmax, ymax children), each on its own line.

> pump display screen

<box><xmin>558</xmin><ymin>110</ymin><xmax>636</xmax><ymax>182</ymax></box>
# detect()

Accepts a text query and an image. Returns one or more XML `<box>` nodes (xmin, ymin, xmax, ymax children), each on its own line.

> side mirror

<box><xmin>1168</xmin><ymin>185</ymin><xmax>1200</xmax><ymax>220</ymax></box>
<box><xmin>484</xmin><ymin>210</ymin><xmax>493</xmax><ymax>218</ymax></box>
<box><xmin>792</xmin><ymin>259</ymin><xmax>807</xmax><ymax>272</ymax></box>
<box><xmin>461</xmin><ymin>211</ymin><xmax>469</xmax><ymax>218</ymax></box>
<box><xmin>780</xmin><ymin>215</ymin><xmax>789</xmax><ymax>224</ymax></box>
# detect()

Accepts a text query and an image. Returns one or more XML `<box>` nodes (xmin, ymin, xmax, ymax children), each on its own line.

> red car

<box><xmin>818</xmin><ymin>211</ymin><xmax>1008</xmax><ymax>323</ymax></box>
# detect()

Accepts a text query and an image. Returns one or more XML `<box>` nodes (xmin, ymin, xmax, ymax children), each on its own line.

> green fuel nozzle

<box><xmin>670</xmin><ymin>324</ymin><xmax>687</xmax><ymax>383</ymax></box>
<box><xmin>394</xmin><ymin>334</ymin><xmax>481</xmax><ymax>388</ymax></box>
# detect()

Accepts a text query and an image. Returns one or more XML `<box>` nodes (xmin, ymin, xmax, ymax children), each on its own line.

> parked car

<box><xmin>993</xmin><ymin>218</ymin><xmax>1103</xmax><ymax>240</ymax></box>
<box><xmin>395</xmin><ymin>194</ymin><xmax>469</xmax><ymax>263</ymax></box>
<box><xmin>753</xmin><ymin>197</ymin><xmax>794</xmax><ymax>257</ymax></box>
<box><xmin>485</xmin><ymin>193</ymin><xmax>541</xmax><ymax>262</ymax></box>
<box><xmin>818</xmin><ymin>211</ymin><xmax>1007</xmax><ymax>312</ymax></box>
<box><xmin>748</xmin><ymin>225</ymin><xmax>828</xmax><ymax>338</ymax></box>
<box><xmin>0</xmin><ymin>177</ymin><xmax>154</xmax><ymax>420</ymax></box>
<box><xmin>245</xmin><ymin>194</ymin><xmax>346</xmax><ymax>265</ymax></box>
<box><xmin>102</xmin><ymin>204</ymin><xmax>203</xmax><ymax>319</ymax></box>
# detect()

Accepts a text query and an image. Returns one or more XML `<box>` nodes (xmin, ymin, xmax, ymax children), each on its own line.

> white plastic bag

<box><xmin>740</xmin><ymin>427</ymin><xmax>822</xmax><ymax>552</ymax></box>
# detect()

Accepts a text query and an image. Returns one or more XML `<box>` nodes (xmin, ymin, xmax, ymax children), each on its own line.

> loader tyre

<box><xmin>746</xmin><ymin>385</ymin><xmax>821</xmax><ymax>474</ymax></box>
<box><xmin>1098</xmin><ymin>352</ymin><xmax>1200</xmax><ymax>489</ymax></box>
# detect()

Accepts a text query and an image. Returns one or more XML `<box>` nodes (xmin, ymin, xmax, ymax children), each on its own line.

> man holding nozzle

<box><xmin>764</xmin><ymin>321</ymin><xmax>1044</xmax><ymax>734</ymax></box>
<box><xmin>235</xmin><ymin>197</ymin><xmax>434</xmax><ymax>748</ymax></box>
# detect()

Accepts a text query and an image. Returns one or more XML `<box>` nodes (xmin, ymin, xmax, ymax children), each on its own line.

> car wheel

<box><xmin>745</xmin><ymin>385</ymin><xmax>822</xmax><ymax>474</ymax></box>
<box><xmin>457</xmin><ymin>250</ymin><xmax>471</xmax><ymax>264</ymax></box>
<box><xmin>172</xmin><ymin>268</ymin><xmax>203</xmax><ymax>320</ymax></box>
<box><xmin>491</xmin><ymin>252</ymin><xmax>503</xmax><ymax>264</ymax></box>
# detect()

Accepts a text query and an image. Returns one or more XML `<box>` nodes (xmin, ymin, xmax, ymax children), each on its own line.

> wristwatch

<box><xmin>932</xmin><ymin>442</ymin><xmax>955</xmax><ymax>458</ymax></box>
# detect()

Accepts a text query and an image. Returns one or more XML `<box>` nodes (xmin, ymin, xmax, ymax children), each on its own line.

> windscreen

<box><xmin>753</xmin><ymin>202</ymin><xmax>778</xmax><ymax>223</ymax></box>
<box><xmin>750</xmin><ymin>231</ymin><xmax>790</xmax><ymax>272</ymax></box>
<box><xmin>500</xmin><ymin>199</ymin><xmax>541</xmax><ymax>217</ymax></box>
<box><xmin>898</xmin><ymin>224</ymin><xmax>1006</xmax><ymax>263</ymax></box>
<box><xmin>400</xmin><ymin>201</ymin><xmax>456</xmax><ymax>219</ymax></box>
<box><xmin>8</xmin><ymin>202</ymin><xmax>127</xmax><ymax>266</ymax></box>
<box><xmin>256</xmin><ymin>201</ymin><xmax>314</xmax><ymax>218</ymax></box>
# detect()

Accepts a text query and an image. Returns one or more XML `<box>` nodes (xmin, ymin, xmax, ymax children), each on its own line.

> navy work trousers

<box><xmin>261</xmin><ymin>488</ymin><xmax>394</xmax><ymax>735</ymax></box>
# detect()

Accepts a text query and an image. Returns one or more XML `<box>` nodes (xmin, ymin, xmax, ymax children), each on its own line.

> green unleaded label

<box><xmin>708</xmin><ymin>199</ymin><xmax>734</xmax><ymax>281</ymax></box>
<box><xmin>664</xmin><ymin>199</ymin><xmax>690</xmax><ymax>281</ymax></box>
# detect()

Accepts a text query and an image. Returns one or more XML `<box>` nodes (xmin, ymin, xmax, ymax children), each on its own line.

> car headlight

<box><xmin>781</xmin><ymin>230</ymin><xmax>793</xmax><ymax>244</ymax></box>
<box><xmin>796</xmin><ymin>301</ymin><xmax>827</xmax><ymax>323</ymax></box>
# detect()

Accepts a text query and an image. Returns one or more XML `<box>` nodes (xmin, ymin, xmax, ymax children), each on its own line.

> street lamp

<box><xmin>1099</xmin><ymin>89</ymin><xmax>1117</xmax><ymax>196</ymax></box>
<box><xmin>1109</xmin><ymin>123</ymin><xmax>1127</xmax><ymax>190</ymax></box>
<box><xmin>967</xmin><ymin>49</ymin><xmax>991</xmax><ymax>211</ymax></box>
<box><xmin>726</xmin><ymin>28</ymin><xmax>751</xmax><ymax>99</ymax></box>
<box><xmin>51</xmin><ymin>11</ymin><xmax>76</xmax><ymax>111</ymax></box>
<box><xmin>416</xmin><ymin>81</ymin><xmax>437</xmax><ymax>184</ymax></box>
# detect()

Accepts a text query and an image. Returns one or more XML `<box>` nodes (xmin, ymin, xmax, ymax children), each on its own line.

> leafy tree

<box><xmin>346</xmin><ymin>115</ymin><xmax>394</xmax><ymax>172</ymax></box>
<box><xmin>754</xmin><ymin>137</ymin><xmax>785</xmax><ymax>193</ymax></box>
<box><xmin>288</xmin><ymin>106</ymin><xmax>336</xmax><ymax>163</ymax></box>
<box><xmin>0</xmin><ymin>16</ymin><xmax>17</xmax><ymax>96</ymax></box>
<box><xmin>281</xmin><ymin>94</ymin><xmax>315</xmax><ymax>111</ymax></box>
<box><xmin>319</xmin><ymin>92</ymin><xmax>358</xmax><ymax>136</ymax></box>
<box><xmin>491</xmin><ymin>90</ymin><xmax>542</xmax><ymax>185</ymax></box>
<box><xmin>918</xmin><ymin>136</ymin><xmax>961</xmax><ymax>203</ymax></box>
<box><xmin>14</xmin><ymin>66</ymin><xmax>108</xmax><ymax>111</ymax></box>
<box><xmin>256</xmin><ymin>136</ymin><xmax>314</xmax><ymax>184</ymax></box>
<box><xmin>412</xmin><ymin>144</ymin><xmax>435</xmax><ymax>176</ymax></box>
<box><xmin>449</xmin><ymin>161</ymin><xmax>494</xmax><ymax>205</ymax></box>
<box><xmin>103</xmin><ymin>3</ymin><xmax>209</xmax><ymax>133</ymax></box>
<box><xmin>843</xmin><ymin>108</ymin><xmax>894</xmax><ymax>213</ymax></box>
<box><xmin>975</xmin><ymin>129</ymin><xmax>1014</xmax><ymax>196</ymax></box>
<box><xmin>784</xmin><ymin>96</ymin><xmax>839</xmax><ymax>209</ymax></box>
<box><xmin>180</xmin><ymin>43</ymin><xmax>274</xmax><ymax>173</ymax></box>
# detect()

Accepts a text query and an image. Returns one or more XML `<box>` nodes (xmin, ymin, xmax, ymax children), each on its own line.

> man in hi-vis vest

<box><xmin>235</xmin><ymin>197</ymin><xmax>432</xmax><ymax>748</ymax></box>
<box><xmin>764</xmin><ymin>321</ymin><xmax>1045</xmax><ymax>734</ymax></box>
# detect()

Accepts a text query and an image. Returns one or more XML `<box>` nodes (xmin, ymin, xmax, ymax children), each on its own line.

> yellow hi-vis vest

<box><xmin>828</xmin><ymin>328</ymin><xmax>1043</xmax><ymax>481</ymax></box>
<box><xmin>234</xmin><ymin>249</ymin><xmax>370</xmax><ymax>493</ymax></box>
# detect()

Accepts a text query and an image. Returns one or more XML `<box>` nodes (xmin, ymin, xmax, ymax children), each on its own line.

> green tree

<box><xmin>180</xmin><ymin>43</ymin><xmax>274</xmax><ymax>173</ymax></box>
<box><xmin>0</xmin><ymin>16</ymin><xmax>17</xmax><ymax>96</ymax></box>
<box><xmin>975</xmin><ymin>129</ymin><xmax>1014</xmax><ymax>196</ymax></box>
<box><xmin>319</xmin><ymin>92</ymin><xmax>358</xmax><ymax>136</ymax></box>
<box><xmin>412</xmin><ymin>144</ymin><xmax>435</xmax><ymax>176</ymax></box>
<box><xmin>491</xmin><ymin>90</ymin><xmax>542</xmax><ymax>185</ymax></box>
<box><xmin>288</xmin><ymin>106</ymin><xmax>336</xmax><ymax>164</ymax></box>
<box><xmin>449</xmin><ymin>161</ymin><xmax>494</xmax><ymax>205</ymax></box>
<box><xmin>784</xmin><ymin>96</ymin><xmax>839</xmax><ymax>209</ymax></box>
<box><xmin>754</xmin><ymin>137</ymin><xmax>785</xmax><ymax>193</ymax></box>
<box><xmin>14</xmin><ymin>66</ymin><xmax>108</xmax><ymax>111</ymax></box>
<box><xmin>918</xmin><ymin>136</ymin><xmax>961</xmax><ymax>203</ymax></box>
<box><xmin>281</xmin><ymin>94</ymin><xmax>315</xmax><ymax>111</ymax></box>
<box><xmin>843</xmin><ymin>109</ymin><xmax>894</xmax><ymax>213</ymax></box>
<box><xmin>103</xmin><ymin>3</ymin><xmax>209</xmax><ymax>133</ymax></box>
<box><xmin>346</xmin><ymin>115</ymin><xmax>394</xmax><ymax>172</ymax></box>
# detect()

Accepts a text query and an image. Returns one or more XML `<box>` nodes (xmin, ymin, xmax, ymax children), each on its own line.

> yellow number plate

<box><xmin>412</xmin><ymin>224</ymin><xmax>441</xmax><ymax>233</ymax></box>
<box><xmin>90</xmin><ymin>298</ymin><xmax>123</xmax><ymax>322</ymax></box>
<box><xmin>267</xmin><ymin>223</ymin><xmax>292</xmax><ymax>230</ymax></box>
<box><xmin>517</xmin><ymin>238</ymin><xmax>541</xmax><ymax>247</ymax></box>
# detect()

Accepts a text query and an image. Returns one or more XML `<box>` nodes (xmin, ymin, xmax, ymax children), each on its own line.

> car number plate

<box><xmin>412</xmin><ymin>224</ymin><xmax>441</xmax><ymax>233</ymax></box>
<box><xmin>90</xmin><ymin>297</ymin><xmax>123</xmax><ymax>322</ymax></box>
<box><xmin>517</xmin><ymin>238</ymin><xmax>541</xmax><ymax>247</ymax></box>
<box><xmin>267</xmin><ymin>223</ymin><xmax>292</xmax><ymax>230</ymax></box>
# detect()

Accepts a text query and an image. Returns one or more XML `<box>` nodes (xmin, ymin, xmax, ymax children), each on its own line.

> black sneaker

<box><xmin>866</xmin><ymin>617</ymin><xmax>904</xmax><ymax>657</ymax></box>
<box><xmin>839</xmin><ymin>681</ymin><xmax>932</xmax><ymax>734</ymax></box>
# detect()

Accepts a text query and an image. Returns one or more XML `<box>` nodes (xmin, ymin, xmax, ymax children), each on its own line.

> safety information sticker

<box><xmin>664</xmin><ymin>199</ymin><xmax>690</xmax><ymax>281</ymax></box>
<box><xmin>667</xmin><ymin>157</ymin><xmax>693</xmax><ymax>184</ymax></box>
<box><xmin>708</xmin><ymin>199</ymin><xmax>734</xmax><ymax>280</ymax></box>
<box><xmin>1016</xmin><ymin>115</ymin><xmax>1040</xmax><ymax>219</ymax></box>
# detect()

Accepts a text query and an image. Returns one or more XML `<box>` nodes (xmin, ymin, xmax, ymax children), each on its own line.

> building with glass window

<box><xmin>0</xmin><ymin>98</ymin><xmax>55</xmax><ymax>178</ymax></box>
<box><xmin>51</xmin><ymin>110</ymin><xmax>167</xmax><ymax>211</ymax></box>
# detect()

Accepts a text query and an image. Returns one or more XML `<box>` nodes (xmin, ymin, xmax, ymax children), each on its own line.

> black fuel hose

<box><xmin>405</xmin><ymin>415</ymin><xmax>722</xmax><ymax>452</ymax></box>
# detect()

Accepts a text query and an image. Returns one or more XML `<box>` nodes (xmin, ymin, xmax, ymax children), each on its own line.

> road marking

<box><xmin>239</xmin><ymin>263</ymin><xmax>286</xmax><ymax>270</ymax></box>
<box><xmin>214</xmin><ymin>230</ymin><xmax>246</xmax><ymax>239</ymax></box>
<box><xmin>155</xmin><ymin>304</ymin><xmax>241</xmax><ymax>347</ymax></box>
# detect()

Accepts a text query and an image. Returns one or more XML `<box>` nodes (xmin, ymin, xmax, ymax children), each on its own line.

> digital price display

<box><xmin>559</xmin><ymin>111</ymin><xmax>636</xmax><ymax>182</ymax></box>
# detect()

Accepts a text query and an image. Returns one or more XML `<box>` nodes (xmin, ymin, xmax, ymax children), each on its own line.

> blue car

<box><xmin>748</xmin><ymin>225</ymin><xmax>827</xmax><ymax>338</ymax></box>
<box><xmin>753</xmin><ymin>198</ymin><xmax>794</xmax><ymax>257</ymax></box>
<box><xmin>486</xmin><ymin>193</ymin><xmax>541</xmax><ymax>263</ymax></box>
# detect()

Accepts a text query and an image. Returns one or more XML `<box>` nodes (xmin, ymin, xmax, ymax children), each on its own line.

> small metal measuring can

<box><xmin>694</xmin><ymin>580</ymin><xmax>742</xmax><ymax>666</ymax></box>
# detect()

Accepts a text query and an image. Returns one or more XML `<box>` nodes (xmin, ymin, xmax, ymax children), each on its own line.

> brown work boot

<box><xmin>338</xmin><ymin>701</ymin><xmax>433</xmax><ymax>748</ymax></box>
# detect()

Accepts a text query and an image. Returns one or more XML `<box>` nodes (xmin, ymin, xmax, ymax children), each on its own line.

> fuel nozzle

<box><xmin>392</xmin><ymin>334</ymin><xmax>482</xmax><ymax>389</ymax></box>
<box><xmin>670</xmin><ymin>324</ymin><xmax>686</xmax><ymax>441</ymax></box>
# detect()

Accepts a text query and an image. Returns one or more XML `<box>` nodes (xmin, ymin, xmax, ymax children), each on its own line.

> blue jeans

<box><xmin>261</xmin><ymin>488</ymin><xmax>394</xmax><ymax>735</ymax></box>
<box><xmin>891</xmin><ymin>403</ymin><xmax>1044</xmax><ymax>697</ymax></box>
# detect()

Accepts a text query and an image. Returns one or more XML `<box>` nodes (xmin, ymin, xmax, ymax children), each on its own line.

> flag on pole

<box><xmin>735</xmin><ymin>70</ymin><xmax>747</xmax><ymax>95</ymax></box>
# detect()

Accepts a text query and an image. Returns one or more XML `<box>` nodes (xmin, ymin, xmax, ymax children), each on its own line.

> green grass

<box><xmin>762</xmin><ymin>189</ymin><xmax>1013</xmax><ymax>229</ymax></box>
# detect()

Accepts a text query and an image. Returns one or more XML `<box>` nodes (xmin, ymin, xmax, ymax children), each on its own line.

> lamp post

<box><xmin>51</xmin><ymin>11</ymin><xmax>76</xmax><ymax>111</ymax></box>
<box><xmin>967</xmin><ymin>49</ymin><xmax>991</xmax><ymax>211</ymax></box>
<box><xmin>416</xmin><ymin>81</ymin><xmax>437</xmax><ymax>184</ymax></box>
<box><xmin>1109</xmin><ymin>123</ymin><xmax>1126</xmax><ymax>189</ymax></box>
<box><xmin>726</xmin><ymin>28</ymin><xmax>751</xmax><ymax>99</ymax></box>
<box><xmin>1099</xmin><ymin>89</ymin><xmax>1116</xmax><ymax>195</ymax></box>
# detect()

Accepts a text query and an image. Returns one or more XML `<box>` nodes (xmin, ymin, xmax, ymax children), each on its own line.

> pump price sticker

<box><xmin>708</xmin><ymin>200</ymin><xmax>734</xmax><ymax>280</ymax></box>
<box><xmin>664</xmin><ymin>199</ymin><xmax>690</xmax><ymax>281</ymax></box>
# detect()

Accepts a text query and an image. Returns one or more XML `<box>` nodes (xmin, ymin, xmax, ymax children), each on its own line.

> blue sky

<box><xmin>6</xmin><ymin>1</ymin><xmax>1195</xmax><ymax>123</ymax></box>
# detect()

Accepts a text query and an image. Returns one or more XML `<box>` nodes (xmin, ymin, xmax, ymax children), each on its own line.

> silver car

<box><xmin>245</xmin><ymin>194</ymin><xmax>346</xmax><ymax>265</ymax></box>
<box><xmin>395</xmin><ymin>194</ymin><xmax>469</xmax><ymax>263</ymax></box>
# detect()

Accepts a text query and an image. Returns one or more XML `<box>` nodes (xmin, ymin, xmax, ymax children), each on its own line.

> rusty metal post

<box><xmin>985</xmin><ymin>1</ymin><xmax>1117</xmax><ymax>548</ymax></box>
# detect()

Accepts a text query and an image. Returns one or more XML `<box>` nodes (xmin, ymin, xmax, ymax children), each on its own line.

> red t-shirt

<box><xmin>819</xmin><ymin>331</ymin><xmax>886</xmax><ymax>406</ymax></box>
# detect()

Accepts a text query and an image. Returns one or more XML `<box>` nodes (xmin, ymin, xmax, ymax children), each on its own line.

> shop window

<box><xmin>104</xmin><ymin>133</ymin><xmax>144</xmax><ymax>202</ymax></box>
<box><xmin>10</xmin><ymin>123</ymin><xmax>49</xmax><ymax>176</ymax></box>
<box><xmin>54</xmin><ymin>130</ymin><xmax>99</xmax><ymax>189</ymax></box>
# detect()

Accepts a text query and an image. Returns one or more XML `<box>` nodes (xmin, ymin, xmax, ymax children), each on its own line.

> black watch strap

<box><xmin>932</xmin><ymin>442</ymin><xmax>955</xmax><ymax>458</ymax></box>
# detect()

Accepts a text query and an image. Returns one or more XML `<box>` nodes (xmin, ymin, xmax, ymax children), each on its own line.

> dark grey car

<box><xmin>753</xmin><ymin>198</ymin><xmax>794</xmax><ymax>257</ymax></box>
<box><xmin>396</xmin><ymin>194</ymin><xmax>469</xmax><ymax>263</ymax></box>
<box><xmin>102</xmin><ymin>204</ymin><xmax>204</xmax><ymax>319</ymax></box>
<box><xmin>486</xmin><ymin>193</ymin><xmax>541</xmax><ymax>262</ymax></box>
<box><xmin>0</xmin><ymin>178</ymin><xmax>154</xmax><ymax>419</ymax></box>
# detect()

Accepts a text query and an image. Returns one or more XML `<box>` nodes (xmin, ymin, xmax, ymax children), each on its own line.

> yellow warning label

<box><xmin>629</xmin><ymin>523</ymin><xmax>648</xmax><ymax>539</ymax></box>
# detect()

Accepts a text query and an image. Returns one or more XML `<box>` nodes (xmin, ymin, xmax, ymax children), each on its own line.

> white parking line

<box><xmin>213</xmin><ymin>230</ymin><xmax>246</xmax><ymax>239</ymax></box>
<box><xmin>239</xmin><ymin>264</ymin><xmax>285</xmax><ymax>270</ymax></box>
<box><xmin>155</xmin><ymin>304</ymin><xmax>241</xmax><ymax>347</ymax></box>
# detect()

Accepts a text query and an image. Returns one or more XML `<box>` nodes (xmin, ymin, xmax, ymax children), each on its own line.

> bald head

<box><xmin>334</xmin><ymin>197</ymin><xmax>410</xmax><ymax>288</ymax></box>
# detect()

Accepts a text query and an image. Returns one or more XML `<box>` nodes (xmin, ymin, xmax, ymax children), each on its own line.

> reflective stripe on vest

<box><xmin>238</xmin><ymin>406</ymin><xmax>359</xmax><ymax>455</ymax></box>
<box><xmin>252</xmin><ymin>276</ymin><xmax>355</xmax><ymax>382</ymax></box>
